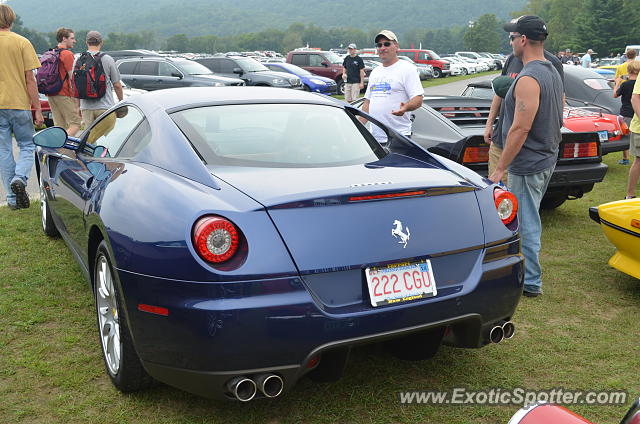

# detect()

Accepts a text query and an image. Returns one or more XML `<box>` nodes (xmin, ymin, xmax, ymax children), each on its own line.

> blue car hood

<box><xmin>211</xmin><ymin>156</ymin><xmax>485</xmax><ymax>272</ymax></box>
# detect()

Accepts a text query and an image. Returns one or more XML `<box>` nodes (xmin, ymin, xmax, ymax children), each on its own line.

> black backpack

<box><xmin>73</xmin><ymin>52</ymin><xmax>107</xmax><ymax>99</ymax></box>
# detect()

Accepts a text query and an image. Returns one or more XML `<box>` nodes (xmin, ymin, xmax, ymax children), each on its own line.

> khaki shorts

<box><xmin>631</xmin><ymin>131</ymin><xmax>640</xmax><ymax>157</ymax></box>
<box><xmin>48</xmin><ymin>95</ymin><xmax>81</xmax><ymax>128</ymax></box>
<box><xmin>488</xmin><ymin>142</ymin><xmax>508</xmax><ymax>185</ymax></box>
<box><xmin>82</xmin><ymin>109</ymin><xmax>116</xmax><ymax>144</ymax></box>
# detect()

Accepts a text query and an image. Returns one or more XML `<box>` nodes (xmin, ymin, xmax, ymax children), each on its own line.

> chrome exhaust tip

<box><xmin>502</xmin><ymin>321</ymin><xmax>516</xmax><ymax>339</ymax></box>
<box><xmin>227</xmin><ymin>376</ymin><xmax>257</xmax><ymax>402</ymax></box>
<box><xmin>255</xmin><ymin>373</ymin><xmax>284</xmax><ymax>398</ymax></box>
<box><xmin>489</xmin><ymin>325</ymin><xmax>504</xmax><ymax>343</ymax></box>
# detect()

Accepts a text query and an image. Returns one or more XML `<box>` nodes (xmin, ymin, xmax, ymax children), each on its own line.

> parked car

<box><xmin>597</xmin><ymin>57</ymin><xmax>622</xmax><ymax>67</ymax></box>
<box><xmin>442</xmin><ymin>56</ymin><xmax>477</xmax><ymax>75</ymax></box>
<box><xmin>195</xmin><ymin>56</ymin><xmax>302</xmax><ymax>89</ymax></box>
<box><xmin>590</xmin><ymin>198</ymin><xmax>640</xmax><ymax>279</ymax></box>
<box><xmin>33</xmin><ymin>86</ymin><xmax>524</xmax><ymax>401</ymax></box>
<box><xmin>397</xmin><ymin>55</ymin><xmax>435</xmax><ymax>79</ymax></box>
<box><xmin>33</xmin><ymin>93</ymin><xmax>53</xmax><ymax>128</ymax></box>
<box><xmin>478</xmin><ymin>52</ymin><xmax>503</xmax><ymax>70</ymax></box>
<box><xmin>103</xmin><ymin>50</ymin><xmax>162</xmax><ymax>61</ymax></box>
<box><xmin>562</xmin><ymin>64</ymin><xmax>621</xmax><ymax>113</ymax></box>
<box><xmin>286</xmin><ymin>50</ymin><xmax>345</xmax><ymax>93</ymax></box>
<box><xmin>116</xmin><ymin>56</ymin><xmax>245</xmax><ymax>91</ymax></box>
<box><xmin>351</xmin><ymin>95</ymin><xmax>608</xmax><ymax>210</ymax></box>
<box><xmin>263</xmin><ymin>61</ymin><xmax>337</xmax><ymax>94</ymax></box>
<box><xmin>508</xmin><ymin>397</ymin><xmax>640</xmax><ymax>424</ymax></box>
<box><xmin>460</xmin><ymin>79</ymin><xmax>629</xmax><ymax>155</ymax></box>
<box><xmin>397</xmin><ymin>49</ymin><xmax>451</xmax><ymax>78</ymax></box>
<box><xmin>455</xmin><ymin>51</ymin><xmax>497</xmax><ymax>70</ymax></box>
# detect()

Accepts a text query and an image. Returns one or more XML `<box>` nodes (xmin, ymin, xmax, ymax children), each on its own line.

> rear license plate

<box><xmin>365</xmin><ymin>260</ymin><xmax>437</xmax><ymax>307</ymax></box>
<box><xmin>598</xmin><ymin>130</ymin><xmax>608</xmax><ymax>141</ymax></box>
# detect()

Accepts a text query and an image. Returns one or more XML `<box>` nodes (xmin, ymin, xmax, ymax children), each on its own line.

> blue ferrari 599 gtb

<box><xmin>33</xmin><ymin>87</ymin><xmax>523</xmax><ymax>401</ymax></box>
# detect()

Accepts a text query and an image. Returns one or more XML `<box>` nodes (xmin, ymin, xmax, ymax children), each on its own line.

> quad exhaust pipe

<box><xmin>227</xmin><ymin>373</ymin><xmax>284</xmax><ymax>401</ymax></box>
<box><xmin>488</xmin><ymin>320</ymin><xmax>516</xmax><ymax>344</ymax></box>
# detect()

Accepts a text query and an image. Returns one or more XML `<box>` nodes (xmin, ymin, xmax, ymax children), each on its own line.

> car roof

<box><xmin>133</xmin><ymin>87</ymin><xmax>339</xmax><ymax>112</ymax></box>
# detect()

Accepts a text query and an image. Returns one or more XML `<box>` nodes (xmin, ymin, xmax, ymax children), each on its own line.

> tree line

<box><xmin>13</xmin><ymin>0</ymin><xmax>640</xmax><ymax>58</ymax></box>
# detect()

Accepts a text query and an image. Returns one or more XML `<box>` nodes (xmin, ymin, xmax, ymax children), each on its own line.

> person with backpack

<box><xmin>0</xmin><ymin>4</ymin><xmax>43</xmax><ymax>210</ymax></box>
<box><xmin>74</xmin><ymin>31</ymin><xmax>123</xmax><ymax>132</ymax></box>
<box><xmin>40</xmin><ymin>27</ymin><xmax>81</xmax><ymax>136</ymax></box>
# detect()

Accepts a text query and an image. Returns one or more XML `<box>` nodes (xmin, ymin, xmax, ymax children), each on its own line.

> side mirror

<box><xmin>93</xmin><ymin>146</ymin><xmax>110</xmax><ymax>158</ymax></box>
<box><xmin>233</xmin><ymin>67</ymin><xmax>243</xmax><ymax>75</ymax></box>
<box><xmin>321</xmin><ymin>61</ymin><xmax>329</xmax><ymax>67</ymax></box>
<box><xmin>33</xmin><ymin>126</ymin><xmax>68</xmax><ymax>149</ymax></box>
<box><xmin>171</xmin><ymin>72</ymin><xmax>183</xmax><ymax>79</ymax></box>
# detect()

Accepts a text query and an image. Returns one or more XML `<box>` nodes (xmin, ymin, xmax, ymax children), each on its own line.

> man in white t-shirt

<box><xmin>361</xmin><ymin>30</ymin><xmax>424</xmax><ymax>143</ymax></box>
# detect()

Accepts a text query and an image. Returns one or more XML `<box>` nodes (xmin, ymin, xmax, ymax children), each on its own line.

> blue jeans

<box><xmin>0</xmin><ymin>110</ymin><xmax>35</xmax><ymax>206</ymax></box>
<box><xmin>508</xmin><ymin>165</ymin><xmax>555</xmax><ymax>294</ymax></box>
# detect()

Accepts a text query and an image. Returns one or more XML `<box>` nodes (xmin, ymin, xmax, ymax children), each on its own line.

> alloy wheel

<box><xmin>96</xmin><ymin>255</ymin><xmax>121</xmax><ymax>376</ymax></box>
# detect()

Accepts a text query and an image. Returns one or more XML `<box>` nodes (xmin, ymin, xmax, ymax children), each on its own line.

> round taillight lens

<box><xmin>493</xmin><ymin>188</ymin><xmax>518</xmax><ymax>225</ymax></box>
<box><xmin>193</xmin><ymin>216</ymin><xmax>240</xmax><ymax>263</ymax></box>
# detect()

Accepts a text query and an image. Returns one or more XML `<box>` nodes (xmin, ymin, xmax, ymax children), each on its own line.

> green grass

<box><xmin>332</xmin><ymin>71</ymin><xmax>498</xmax><ymax>100</ymax></box>
<box><xmin>1</xmin><ymin>153</ymin><xmax>638</xmax><ymax>424</ymax></box>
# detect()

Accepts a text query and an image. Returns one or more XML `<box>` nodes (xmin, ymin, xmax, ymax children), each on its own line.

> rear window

<box><xmin>171</xmin><ymin>104</ymin><xmax>385</xmax><ymax>168</ymax></box>
<box><xmin>583</xmin><ymin>78</ymin><xmax>610</xmax><ymax>90</ymax></box>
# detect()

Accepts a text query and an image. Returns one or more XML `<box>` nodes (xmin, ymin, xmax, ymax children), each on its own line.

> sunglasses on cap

<box><xmin>376</xmin><ymin>41</ymin><xmax>393</xmax><ymax>48</ymax></box>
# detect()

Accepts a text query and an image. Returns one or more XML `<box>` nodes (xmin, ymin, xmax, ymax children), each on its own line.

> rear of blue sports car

<box><xmin>108</xmin><ymin>93</ymin><xmax>524</xmax><ymax>400</ymax></box>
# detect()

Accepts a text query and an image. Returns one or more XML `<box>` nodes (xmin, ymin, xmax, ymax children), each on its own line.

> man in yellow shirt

<box><xmin>0</xmin><ymin>4</ymin><xmax>43</xmax><ymax>210</ymax></box>
<box><xmin>627</xmin><ymin>78</ymin><xmax>640</xmax><ymax>198</ymax></box>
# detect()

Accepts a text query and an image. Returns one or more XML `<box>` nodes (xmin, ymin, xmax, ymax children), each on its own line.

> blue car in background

<box><xmin>264</xmin><ymin>62</ymin><xmax>337</xmax><ymax>94</ymax></box>
<box><xmin>33</xmin><ymin>87</ymin><xmax>523</xmax><ymax>402</ymax></box>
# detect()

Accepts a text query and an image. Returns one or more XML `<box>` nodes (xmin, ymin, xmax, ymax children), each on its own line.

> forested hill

<box><xmin>8</xmin><ymin>0</ymin><xmax>527</xmax><ymax>36</ymax></box>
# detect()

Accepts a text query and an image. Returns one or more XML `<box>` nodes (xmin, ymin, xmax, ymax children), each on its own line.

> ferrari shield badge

<box><xmin>391</xmin><ymin>220</ymin><xmax>410</xmax><ymax>248</ymax></box>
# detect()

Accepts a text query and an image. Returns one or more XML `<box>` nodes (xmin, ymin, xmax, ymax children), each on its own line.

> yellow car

<box><xmin>590</xmin><ymin>198</ymin><xmax>640</xmax><ymax>279</ymax></box>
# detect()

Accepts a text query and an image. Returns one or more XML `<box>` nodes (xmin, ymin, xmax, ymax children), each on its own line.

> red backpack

<box><xmin>72</xmin><ymin>52</ymin><xmax>107</xmax><ymax>99</ymax></box>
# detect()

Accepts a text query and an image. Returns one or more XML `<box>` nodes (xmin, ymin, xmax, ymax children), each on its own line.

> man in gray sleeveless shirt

<box><xmin>488</xmin><ymin>15</ymin><xmax>563</xmax><ymax>297</ymax></box>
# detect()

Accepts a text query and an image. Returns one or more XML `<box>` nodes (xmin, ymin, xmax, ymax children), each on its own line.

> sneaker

<box><xmin>523</xmin><ymin>290</ymin><xmax>541</xmax><ymax>298</ymax></box>
<box><xmin>625</xmin><ymin>196</ymin><xmax>636</xmax><ymax>200</ymax></box>
<box><xmin>10</xmin><ymin>179</ymin><xmax>29</xmax><ymax>209</ymax></box>
<box><xmin>618</xmin><ymin>159</ymin><xmax>630</xmax><ymax>165</ymax></box>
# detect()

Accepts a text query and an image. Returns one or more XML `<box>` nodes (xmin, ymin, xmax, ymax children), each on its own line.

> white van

<box><xmin>625</xmin><ymin>45</ymin><xmax>640</xmax><ymax>54</ymax></box>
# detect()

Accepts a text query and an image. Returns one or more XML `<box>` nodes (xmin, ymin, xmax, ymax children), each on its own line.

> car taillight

<box><xmin>463</xmin><ymin>145</ymin><xmax>490</xmax><ymax>164</ymax></box>
<box><xmin>493</xmin><ymin>188</ymin><xmax>518</xmax><ymax>225</ymax></box>
<box><xmin>561</xmin><ymin>142</ymin><xmax>598</xmax><ymax>158</ymax></box>
<box><xmin>192</xmin><ymin>216</ymin><xmax>240</xmax><ymax>263</ymax></box>
<box><xmin>618</xmin><ymin>115</ymin><xmax>630</xmax><ymax>135</ymax></box>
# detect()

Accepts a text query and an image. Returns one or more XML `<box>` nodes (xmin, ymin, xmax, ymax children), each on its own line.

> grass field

<box><xmin>331</xmin><ymin>70</ymin><xmax>498</xmax><ymax>100</ymax></box>
<box><xmin>0</xmin><ymin>152</ymin><xmax>638</xmax><ymax>424</ymax></box>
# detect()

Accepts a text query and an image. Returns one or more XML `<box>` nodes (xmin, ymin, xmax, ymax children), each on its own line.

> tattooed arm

<box><xmin>489</xmin><ymin>76</ymin><xmax>539</xmax><ymax>183</ymax></box>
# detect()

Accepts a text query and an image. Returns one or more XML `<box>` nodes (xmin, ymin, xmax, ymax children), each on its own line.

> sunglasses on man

<box><xmin>509</xmin><ymin>34</ymin><xmax>524</xmax><ymax>41</ymax></box>
<box><xmin>376</xmin><ymin>41</ymin><xmax>393</xmax><ymax>48</ymax></box>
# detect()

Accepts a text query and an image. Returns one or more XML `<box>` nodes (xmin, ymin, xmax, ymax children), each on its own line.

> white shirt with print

<box><xmin>364</xmin><ymin>59</ymin><xmax>424</xmax><ymax>143</ymax></box>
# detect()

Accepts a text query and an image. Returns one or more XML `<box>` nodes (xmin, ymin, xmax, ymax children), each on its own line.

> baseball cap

<box><xmin>86</xmin><ymin>30</ymin><xmax>103</xmax><ymax>44</ymax></box>
<box><xmin>503</xmin><ymin>15</ymin><xmax>548</xmax><ymax>41</ymax></box>
<box><xmin>348</xmin><ymin>43</ymin><xmax>357</xmax><ymax>49</ymax></box>
<box><xmin>491</xmin><ymin>75</ymin><xmax>515</xmax><ymax>98</ymax></box>
<box><xmin>375</xmin><ymin>30</ymin><xmax>398</xmax><ymax>43</ymax></box>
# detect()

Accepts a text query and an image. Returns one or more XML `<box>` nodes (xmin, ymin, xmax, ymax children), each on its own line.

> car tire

<box><xmin>461</xmin><ymin>68</ymin><xmax>468</xmax><ymax>76</ymax></box>
<box><xmin>337</xmin><ymin>79</ymin><xmax>345</xmax><ymax>95</ymax></box>
<box><xmin>94</xmin><ymin>240</ymin><xmax>154</xmax><ymax>392</ymax></box>
<box><xmin>433</xmin><ymin>68</ymin><xmax>442</xmax><ymax>79</ymax></box>
<box><xmin>39</xmin><ymin>178</ymin><xmax>59</xmax><ymax>238</ymax></box>
<box><xmin>384</xmin><ymin>327</ymin><xmax>445</xmax><ymax>361</ymax></box>
<box><xmin>303</xmin><ymin>84</ymin><xmax>311</xmax><ymax>91</ymax></box>
<box><xmin>540</xmin><ymin>194</ymin><xmax>567</xmax><ymax>210</ymax></box>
